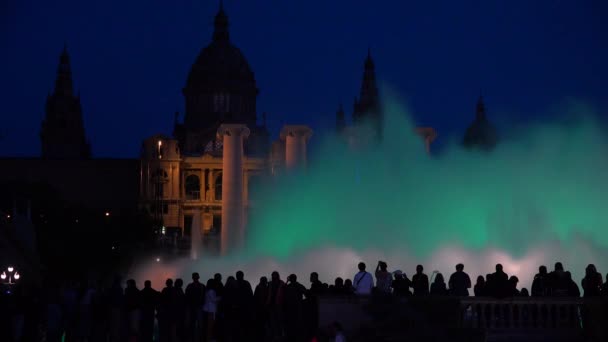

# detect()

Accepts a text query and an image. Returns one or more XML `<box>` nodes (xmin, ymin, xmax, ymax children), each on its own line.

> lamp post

<box><xmin>1</xmin><ymin>266</ymin><xmax>20</xmax><ymax>285</ymax></box>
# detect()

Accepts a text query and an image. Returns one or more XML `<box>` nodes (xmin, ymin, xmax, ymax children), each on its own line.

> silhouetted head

<box><xmin>379</xmin><ymin>261</ymin><xmax>387</xmax><ymax>271</ymax></box>
<box><xmin>214</xmin><ymin>273</ymin><xmax>222</xmax><ymax>282</ymax></box>
<box><xmin>192</xmin><ymin>272</ymin><xmax>200</xmax><ymax>281</ymax></box>
<box><xmin>539</xmin><ymin>266</ymin><xmax>547</xmax><ymax>274</ymax></box>
<box><xmin>555</xmin><ymin>262</ymin><xmax>564</xmax><ymax>272</ymax></box>
<box><xmin>288</xmin><ymin>274</ymin><xmax>297</xmax><ymax>283</ymax></box>
<box><xmin>585</xmin><ymin>264</ymin><xmax>597</xmax><ymax>276</ymax></box>
<box><xmin>226</xmin><ymin>276</ymin><xmax>236</xmax><ymax>287</ymax></box>
<box><xmin>456</xmin><ymin>263</ymin><xmax>464</xmax><ymax>272</ymax></box>
<box><xmin>509</xmin><ymin>276</ymin><xmax>519</xmax><ymax>284</ymax></box>
<box><xmin>175</xmin><ymin>278</ymin><xmax>183</xmax><ymax>288</ymax></box>
<box><xmin>310</xmin><ymin>272</ymin><xmax>319</xmax><ymax>283</ymax></box>
<box><xmin>495</xmin><ymin>264</ymin><xmax>503</xmax><ymax>272</ymax></box>
<box><xmin>206</xmin><ymin>279</ymin><xmax>215</xmax><ymax>289</ymax></box>
<box><xmin>476</xmin><ymin>275</ymin><xmax>485</xmax><ymax>285</ymax></box>
<box><xmin>144</xmin><ymin>280</ymin><xmax>151</xmax><ymax>288</ymax></box>
<box><xmin>236</xmin><ymin>271</ymin><xmax>244</xmax><ymax>281</ymax></box>
<box><xmin>358</xmin><ymin>262</ymin><xmax>366</xmax><ymax>271</ymax></box>
<box><xmin>271</xmin><ymin>271</ymin><xmax>280</xmax><ymax>282</ymax></box>
<box><xmin>393</xmin><ymin>270</ymin><xmax>403</xmax><ymax>279</ymax></box>
<box><xmin>126</xmin><ymin>279</ymin><xmax>136</xmax><ymax>288</ymax></box>
<box><xmin>565</xmin><ymin>271</ymin><xmax>572</xmax><ymax>280</ymax></box>
<box><xmin>416</xmin><ymin>265</ymin><xmax>423</xmax><ymax>274</ymax></box>
<box><xmin>344</xmin><ymin>279</ymin><xmax>353</xmax><ymax>288</ymax></box>
<box><xmin>435</xmin><ymin>273</ymin><xmax>445</xmax><ymax>284</ymax></box>
<box><xmin>259</xmin><ymin>276</ymin><xmax>268</xmax><ymax>286</ymax></box>
<box><xmin>165</xmin><ymin>278</ymin><xmax>173</xmax><ymax>287</ymax></box>
<box><xmin>335</xmin><ymin>277</ymin><xmax>344</xmax><ymax>287</ymax></box>
<box><xmin>520</xmin><ymin>288</ymin><xmax>529</xmax><ymax>297</ymax></box>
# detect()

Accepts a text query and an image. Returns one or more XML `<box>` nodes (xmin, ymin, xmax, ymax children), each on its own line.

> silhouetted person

<box><xmin>430</xmin><ymin>273</ymin><xmax>448</xmax><ymax>296</ymax></box>
<box><xmin>159</xmin><ymin>278</ymin><xmax>174</xmax><ymax>342</ymax></box>
<box><xmin>284</xmin><ymin>274</ymin><xmax>307</xmax><ymax>341</ymax></box>
<box><xmin>392</xmin><ymin>270</ymin><xmax>412</xmax><ymax>297</ymax></box>
<box><xmin>412</xmin><ymin>265</ymin><xmax>429</xmax><ymax>296</ymax></box>
<box><xmin>253</xmin><ymin>277</ymin><xmax>269</xmax><ymax>342</ymax></box>
<box><xmin>107</xmin><ymin>276</ymin><xmax>124</xmax><ymax>342</ymax></box>
<box><xmin>520</xmin><ymin>288</ymin><xmax>530</xmax><ymax>297</ymax></box>
<box><xmin>448</xmin><ymin>263</ymin><xmax>472</xmax><ymax>296</ymax></box>
<box><xmin>375</xmin><ymin>261</ymin><xmax>392</xmax><ymax>294</ymax></box>
<box><xmin>353</xmin><ymin>262</ymin><xmax>374</xmax><ymax>295</ymax></box>
<box><xmin>581</xmin><ymin>264</ymin><xmax>602</xmax><ymax>297</ymax></box>
<box><xmin>203</xmin><ymin>279</ymin><xmax>219</xmax><ymax>342</ymax></box>
<box><xmin>329</xmin><ymin>277</ymin><xmax>345</xmax><ymax>295</ymax></box>
<box><xmin>508</xmin><ymin>276</ymin><xmax>520</xmax><ymax>297</ymax></box>
<box><xmin>185</xmin><ymin>272</ymin><xmax>205</xmax><ymax>341</ymax></box>
<box><xmin>491</xmin><ymin>264</ymin><xmax>509</xmax><ymax>298</ymax></box>
<box><xmin>214</xmin><ymin>273</ymin><xmax>224</xmax><ymax>297</ymax></box>
<box><xmin>267</xmin><ymin>271</ymin><xmax>285</xmax><ymax>340</ymax></box>
<box><xmin>309</xmin><ymin>272</ymin><xmax>326</xmax><ymax>296</ymax></box>
<box><xmin>474</xmin><ymin>276</ymin><xmax>486</xmax><ymax>297</ymax></box>
<box><xmin>532</xmin><ymin>266</ymin><xmax>550</xmax><ymax>296</ymax></box>
<box><xmin>124</xmin><ymin>279</ymin><xmax>141</xmax><ymax>340</ymax></box>
<box><xmin>173</xmin><ymin>278</ymin><xmax>186</xmax><ymax>341</ymax></box>
<box><xmin>331</xmin><ymin>321</ymin><xmax>346</xmax><ymax>342</ymax></box>
<box><xmin>222</xmin><ymin>276</ymin><xmax>239</xmax><ymax>341</ymax></box>
<box><xmin>343</xmin><ymin>279</ymin><xmax>354</xmax><ymax>295</ymax></box>
<box><xmin>566</xmin><ymin>272</ymin><xmax>580</xmax><ymax>297</ymax></box>
<box><xmin>550</xmin><ymin>262</ymin><xmax>569</xmax><ymax>296</ymax></box>
<box><xmin>234</xmin><ymin>271</ymin><xmax>254</xmax><ymax>340</ymax></box>
<box><xmin>485</xmin><ymin>274</ymin><xmax>495</xmax><ymax>297</ymax></box>
<box><xmin>140</xmin><ymin>280</ymin><xmax>159</xmax><ymax>342</ymax></box>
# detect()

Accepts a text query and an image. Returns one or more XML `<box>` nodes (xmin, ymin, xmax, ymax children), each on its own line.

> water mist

<box><xmin>133</xmin><ymin>94</ymin><xmax>608</xmax><ymax>292</ymax></box>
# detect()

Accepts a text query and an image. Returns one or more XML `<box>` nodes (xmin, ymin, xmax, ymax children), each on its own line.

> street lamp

<box><xmin>1</xmin><ymin>266</ymin><xmax>20</xmax><ymax>285</ymax></box>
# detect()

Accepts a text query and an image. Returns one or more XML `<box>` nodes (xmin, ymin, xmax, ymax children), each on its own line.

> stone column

<box><xmin>280</xmin><ymin>125</ymin><xmax>313</xmax><ymax>170</ymax></box>
<box><xmin>217</xmin><ymin>124</ymin><xmax>250</xmax><ymax>254</ymax></box>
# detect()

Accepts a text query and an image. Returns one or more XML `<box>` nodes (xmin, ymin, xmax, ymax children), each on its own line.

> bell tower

<box><xmin>40</xmin><ymin>45</ymin><xmax>91</xmax><ymax>159</ymax></box>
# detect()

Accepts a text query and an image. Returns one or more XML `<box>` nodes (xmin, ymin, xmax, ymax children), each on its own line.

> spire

<box><xmin>54</xmin><ymin>44</ymin><xmax>73</xmax><ymax>96</ymax></box>
<box><xmin>365</xmin><ymin>47</ymin><xmax>374</xmax><ymax>70</ymax></box>
<box><xmin>213</xmin><ymin>0</ymin><xmax>229</xmax><ymax>42</ymax></box>
<box><xmin>476</xmin><ymin>95</ymin><xmax>486</xmax><ymax>120</ymax></box>
<box><xmin>336</xmin><ymin>104</ymin><xmax>345</xmax><ymax>133</ymax></box>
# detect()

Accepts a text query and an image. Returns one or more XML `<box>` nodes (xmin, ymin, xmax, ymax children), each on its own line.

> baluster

<box><xmin>480</xmin><ymin>303</ymin><xmax>486</xmax><ymax>329</ymax></box>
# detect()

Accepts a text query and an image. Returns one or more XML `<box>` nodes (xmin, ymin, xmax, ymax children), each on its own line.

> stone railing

<box><xmin>318</xmin><ymin>296</ymin><xmax>608</xmax><ymax>341</ymax></box>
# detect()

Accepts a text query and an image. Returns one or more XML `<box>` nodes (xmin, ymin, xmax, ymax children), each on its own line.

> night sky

<box><xmin>1</xmin><ymin>0</ymin><xmax>607</xmax><ymax>158</ymax></box>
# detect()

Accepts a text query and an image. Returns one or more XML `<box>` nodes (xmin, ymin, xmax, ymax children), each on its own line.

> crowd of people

<box><xmin>2</xmin><ymin>261</ymin><xmax>608</xmax><ymax>342</ymax></box>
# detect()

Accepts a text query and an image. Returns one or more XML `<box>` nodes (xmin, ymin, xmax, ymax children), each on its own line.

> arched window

<box><xmin>185</xmin><ymin>174</ymin><xmax>200</xmax><ymax>200</ymax></box>
<box><xmin>215</xmin><ymin>174</ymin><xmax>222</xmax><ymax>200</ymax></box>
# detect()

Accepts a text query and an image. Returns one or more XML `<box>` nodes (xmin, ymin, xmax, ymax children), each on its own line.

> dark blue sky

<box><xmin>1</xmin><ymin>0</ymin><xmax>607</xmax><ymax>158</ymax></box>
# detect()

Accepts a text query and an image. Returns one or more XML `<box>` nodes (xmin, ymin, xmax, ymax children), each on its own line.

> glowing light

<box><xmin>105</xmin><ymin>212</ymin><xmax>110</xmax><ymax>217</ymax></box>
<box><xmin>111</xmin><ymin>246</ymin><xmax>116</xmax><ymax>250</ymax></box>
<box><xmin>0</xmin><ymin>272</ymin><xmax>5</xmax><ymax>280</ymax></box>
<box><xmin>13</xmin><ymin>272</ymin><xmax>19</xmax><ymax>280</ymax></box>
<box><xmin>7</xmin><ymin>266</ymin><xmax>13</xmax><ymax>273</ymax></box>
<box><xmin>6</xmin><ymin>214</ymin><xmax>10</xmax><ymax>219</ymax></box>
<box><xmin>156</xmin><ymin>257</ymin><xmax>161</xmax><ymax>262</ymax></box>
<box><xmin>161</xmin><ymin>226</ymin><xmax>166</xmax><ymax>235</ymax></box>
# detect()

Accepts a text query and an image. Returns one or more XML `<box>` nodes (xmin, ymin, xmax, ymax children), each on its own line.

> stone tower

<box><xmin>40</xmin><ymin>45</ymin><xmax>90</xmax><ymax>159</ymax></box>
<box><xmin>353</xmin><ymin>49</ymin><xmax>382</xmax><ymax>140</ymax></box>
<box><xmin>462</xmin><ymin>96</ymin><xmax>498</xmax><ymax>151</ymax></box>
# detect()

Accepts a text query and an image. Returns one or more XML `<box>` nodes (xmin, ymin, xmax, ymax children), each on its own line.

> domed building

<box><xmin>137</xmin><ymin>3</ymin><xmax>441</xmax><ymax>255</ymax></box>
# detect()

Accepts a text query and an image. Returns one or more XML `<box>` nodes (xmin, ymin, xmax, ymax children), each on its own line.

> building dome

<box><xmin>184</xmin><ymin>2</ymin><xmax>255</xmax><ymax>91</ymax></box>
<box><xmin>180</xmin><ymin>2</ymin><xmax>258</xmax><ymax>154</ymax></box>
<box><xmin>185</xmin><ymin>41</ymin><xmax>255</xmax><ymax>90</ymax></box>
